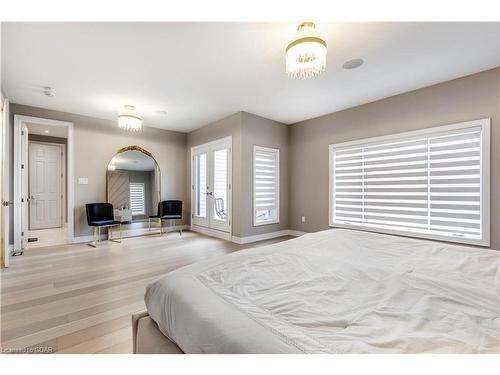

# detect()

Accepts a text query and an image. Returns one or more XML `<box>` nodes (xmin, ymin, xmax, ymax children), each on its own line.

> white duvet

<box><xmin>145</xmin><ymin>229</ymin><xmax>500</xmax><ymax>353</ymax></box>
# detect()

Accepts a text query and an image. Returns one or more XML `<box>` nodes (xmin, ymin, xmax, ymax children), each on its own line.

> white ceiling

<box><xmin>2</xmin><ymin>22</ymin><xmax>499</xmax><ymax>132</ymax></box>
<box><xmin>109</xmin><ymin>150</ymin><xmax>156</xmax><ymax>171</ymax></box>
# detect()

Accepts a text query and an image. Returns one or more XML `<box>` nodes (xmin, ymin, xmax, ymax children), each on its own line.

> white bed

<box><xmin>144</xmin><ymin>229</ymin><xmax>500</xmax><ymax>354</ymax></box>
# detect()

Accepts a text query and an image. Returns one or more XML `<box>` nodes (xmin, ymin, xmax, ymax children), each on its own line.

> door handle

<box><xmin>208</xmin><ymin>192</ymin><xmax>213</xmax><ymax>196</ymax></box>
<box><xmin>2</xmin><ymin>201</ymin><xmax>12</xmax><ymax>207</ymax></box>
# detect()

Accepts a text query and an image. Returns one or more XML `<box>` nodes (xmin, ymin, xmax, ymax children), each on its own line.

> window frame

<box><xmin>253</xmin><ymin>145</ymin><xmax>280</xmax><ymax>226</ymax></box>
<box><xmin>129</xmin><ymin>182</ymin><xmax>146</xmax><ymax>216</ymax></box>
<box><xmin>329</xmin><ymin>118</ymin><xmax>490</xmax><ymax>246</ymax></box>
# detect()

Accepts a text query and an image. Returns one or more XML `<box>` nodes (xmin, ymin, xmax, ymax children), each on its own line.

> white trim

<box><xmin>190</xmin><ymin>136</ymin><xmax>233</xmax><ymax>235</ymax></box>
<box><xmin>253</xmin><ymin>145</ymin><xmax>280</xmax><ymax>226</ymax></box>
<box><xmin>232</xmin><ymin>229</ymin><xmax>306</xmax><ymax>244</ymax></box>
<box><xmin>1</xmin><ymin>99</ymin><xmax>10</xmax><ymax>267</ymax></box>
<box><xmin>329</xmin><ymin>119</ymin><xmax>489</xmax><ymax>150</ymax></box>
<box><xmin>328</xmin><ymin>118</ymin><xmax>491</xmax><ymax>247</ymax></box>
<box><xmin>190</xmin><ymin>224</ymin><xmax>232</xmax><ymax>241</ymax></box>
<box><xmin>73</xmin><ymin>225</ymin><xmax>190</xmax><ymax>244</ymax></box>
<box><xmin>14</xmin><ymin>115</ymin><xmax>75</xmax><ymax>250</ymax></box>
<box><xmin>288</xmin><ymin>230</ymin><xmax>307</xmax><ymax>237</ymax></box>
<box><xmin>232</xmin><ymin>230</ymin><xmax>288</xmax><ymax>244</ymax></box>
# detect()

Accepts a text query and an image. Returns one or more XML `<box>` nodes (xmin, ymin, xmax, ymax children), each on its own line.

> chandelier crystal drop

<box><xmin>285</xmin><ymin>22</ymin><xmax>327</xmax><ymax>79</ymax></box>
<box><xmin>117</xmin><ymin>105</ymin><xmax>143</xmax><ymax>131</ymax></box>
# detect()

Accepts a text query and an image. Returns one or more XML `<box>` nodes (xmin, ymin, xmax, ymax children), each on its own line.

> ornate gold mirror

<box><xmin>106</xmin><ymin>146</ymin><xmax>161</xmax><ymax>237</ymax></box>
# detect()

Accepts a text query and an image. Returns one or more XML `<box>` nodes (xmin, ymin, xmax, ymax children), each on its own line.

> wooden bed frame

<box><xmin>132</xmin><ymin>311</ymin><xmax>184</xmax><ymax>354</ymax></box>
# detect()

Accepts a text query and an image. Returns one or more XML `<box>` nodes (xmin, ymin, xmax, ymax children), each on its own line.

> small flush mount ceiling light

<box><xmin>342</xmin><ymin>58</ymin><xmax>364</xmax><ymax>70</ymax></box>
<box><xmin>285</xmin><ymin>22</ymin><xmax>327</xmax><ymax>79</ymax></box>
<box><xmin>118</xmin><ymin>105</ymin><xmax>143</xmax><ymax>131</ymax></box>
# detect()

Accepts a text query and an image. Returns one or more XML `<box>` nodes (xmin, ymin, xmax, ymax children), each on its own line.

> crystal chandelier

<box><xmin>285</xmin><ymin>22</ymin><xmax>327</xmax><ymax>79</ymax></box>
<box><xmin>118</xmin><ymin>105</ymin><xmax>143</xmax><ymax>131</ymax></box>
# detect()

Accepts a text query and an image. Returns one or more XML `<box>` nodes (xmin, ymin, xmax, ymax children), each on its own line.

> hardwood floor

<box><xmin>0</xmin><ymin>231</ymin><xmax>291</xmax><ymax>354</ymax></box>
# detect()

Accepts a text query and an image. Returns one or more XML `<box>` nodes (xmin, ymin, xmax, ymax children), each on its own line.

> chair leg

<box><xmin>148</xmin><ymin>218</ymin><xmax>151</xmax><ymax>231</ymax></box>
<box><xmin>179</xmin><ymin>219</ymin><xmax>182</xmax><ymax>236</ymax></box>
<box><xmin>89</xmin><ymin>227</ymin><xmax>97</xmax><ymax>248</ymax></box>
<box><xmin>159</xmin><ymin>219</ymin><xmax>163</xmax><ymax>235</ymax></box>
<box><xmin>110</xmin><ymin>224</ymin><xmax>122</xmax><ymax>243</ymax></box>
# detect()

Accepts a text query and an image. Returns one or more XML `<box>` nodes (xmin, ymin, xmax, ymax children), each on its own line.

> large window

<box><xmin>329</xmin><ymin>119</ymin><xmax>490</xmax><ymax>246</ymax></box>
<box><xmin>129</xmin><ymin>182</ymin><xmax>146</xmax><ymax>216</ymax></box>
<box><xmin>253</xmin><ymin>146</ymin><xmax>280</xmax><ymax>226</ymax></box>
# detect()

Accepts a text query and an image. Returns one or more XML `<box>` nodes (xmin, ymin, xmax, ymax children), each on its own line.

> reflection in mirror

<box><xmin>107</xmin><ymin>147</ymin><xmax>160</xmax><ymax>237</ymax></box>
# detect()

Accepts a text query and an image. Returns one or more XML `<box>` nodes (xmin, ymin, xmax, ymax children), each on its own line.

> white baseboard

<box><xmin>72</xmin><ymin>226</ymin><xmax>303</xmax><ymax>245</ymax></box>
<box><xmin>231</xmin><ymin>229</ymin><xmax>306</xmax><ymax>244</ymax></box>
<box><xmin>73</xmin><ymin>225</ymin><xmax>190</xmax><ymax>244</ymax></box>
<box><xmin>190</xmin><ymin>225</ymin><xmax>232</xmax><ymax>241</ymax></box>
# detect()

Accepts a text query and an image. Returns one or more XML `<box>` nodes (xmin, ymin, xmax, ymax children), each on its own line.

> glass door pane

<box><xmin>212</xmin><ymin>148</ymin><xmax>227</xmax><ymax>222</ymax></box>
<box><xmin>195</xmin><ymin>153</ymin><xmax>207</xmax><ymax>218</ymax></box>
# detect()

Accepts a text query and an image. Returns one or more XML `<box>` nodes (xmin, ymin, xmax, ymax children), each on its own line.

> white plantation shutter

<box><xmin>129</xmin><ymin>182</ymin><xmax>146</xmax><ymax>215</ymax></box>
<box><xmin>330</xmin><ymin>120</ymin><xmax>490</xmax><ymax>246</ymax></box>
<box><xmin>254</xmin><ymin>146</ymin><xmax>279</xmax><ymax>225</ymax></box>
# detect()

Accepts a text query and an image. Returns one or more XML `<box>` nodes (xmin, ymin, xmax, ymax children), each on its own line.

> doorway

<box><xmin>191</xmin><ymin>137</ymin><xmax>232</xmax><ymax>239</ymax></box>
<box><xmin>1</xmin><ymin>98</ymin><xmax>9</xmax><ymax>267</ymax></box>
<box><xmin>13</xmin><ymin>115</ymin><xmax>74</xmax><ymax>253</ymax></box>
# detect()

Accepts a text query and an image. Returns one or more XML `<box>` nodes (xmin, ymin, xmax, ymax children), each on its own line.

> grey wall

<box><xmin>240</xmin><ymin>112</ymin><xmax>289</xmax><ymax>237</ymax></box>
<box><xmin>186</xmin><ymin>112</ymin><xmax>289</xmax><ymax>238</ymax></box>
<box><xmin>9</xmin><ymin>104</ymin><xmax>187</xmax><ymax>239</ymax></box>
<box><xmin>289</xmin><ymin>67</ymin><xmax>500</xmax><ymax>249</ymax></box>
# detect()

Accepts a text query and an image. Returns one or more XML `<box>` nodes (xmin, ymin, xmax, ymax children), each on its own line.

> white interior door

<box><xmin>191</xmin><ymin>137</ymin><xmax>232</xmax><ymax>233</ymax></box>
<box><xmin>29</xmin><ymin>142</ymin><xmax>63</xmax><ymax>230</ymax></box>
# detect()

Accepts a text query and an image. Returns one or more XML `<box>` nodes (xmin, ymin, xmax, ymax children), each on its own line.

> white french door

<box><xmin>191</xmin><ymin>137</ymin><xmax>232</xmax><ymax>234</ymax></box>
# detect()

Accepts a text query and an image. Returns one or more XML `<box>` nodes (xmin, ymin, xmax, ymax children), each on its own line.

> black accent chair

<box><xmin>85</xmin><ymin>203</ymin><xmax>122</xmax><ymax>247</ymax></box>
<box><xmin>149</xmin><ymin>200</ymin><xmax>183</xmax><ymax>235</ymax></box>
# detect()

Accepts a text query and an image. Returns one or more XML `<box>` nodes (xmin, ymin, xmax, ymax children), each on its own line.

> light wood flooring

<box><xmin>0</xmin><ymin>231</ymin><xmax>291</xmax><ymax>354</ymax></box>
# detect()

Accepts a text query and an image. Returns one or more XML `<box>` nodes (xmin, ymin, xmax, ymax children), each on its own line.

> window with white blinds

<box><xmin>253</xmin><ymin>146</ymin><xmax>280</xmax><ymax>226</ymax></box>
<box><xmin>129</xmin><ymin>182</ymin><xmax>146</xmax><ymax>216</ymax></box>
<box><xmin>329</xmin><ymin>119</ymin><xmax>490</xmax><ymax>246</ymax></box>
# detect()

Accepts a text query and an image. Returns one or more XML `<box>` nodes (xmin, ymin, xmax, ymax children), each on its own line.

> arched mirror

<box><xmin>107</xmin><ymin>146</ymin><xmax>161</xmax><ymax>237</ymax></box>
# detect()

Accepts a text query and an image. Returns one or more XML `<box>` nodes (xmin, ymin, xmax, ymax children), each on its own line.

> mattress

<box><xmin>144</xmin><ymin>229</ymin><xmax>500</xmax><ymax>353</ymax></box>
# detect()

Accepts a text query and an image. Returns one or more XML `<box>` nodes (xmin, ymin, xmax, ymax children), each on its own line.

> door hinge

<box><xmin>21</xmin><ymin>130</ymin><xmax>25</xmax><ymax>136</ymax></box>
<box><xmin>21</xmin><ymin>164</ymin><xmax>25</xmax><ymax>169</ymax></box>
<box><xmin>21</xmin><ymin>231</ymin><xmax>24</xmax><ymax>236</ymax></box>
<box><xmin>192</xmin><ymin>185</ymin><xmax>194</xmax><ymax>190</ymax></box>
<box><xmin>61</xmin><ymin>173</ymin><xmax>63</xmax><ymax>178</ymax></box>
<box><xmin>191</xmin><ymin>214</ymin><xmax>194</xmax><ymax>218</ymax></box>
<box><xmin>229</xmin><ymin>183</ymin><xmax>231</xmax><ymax>189</ymax></box>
